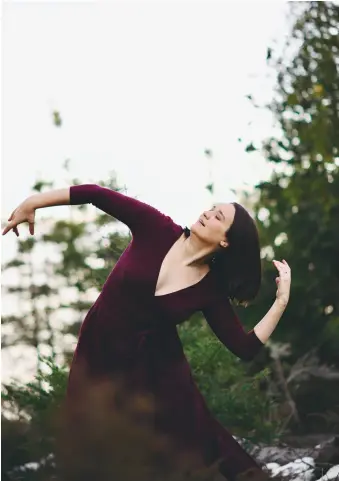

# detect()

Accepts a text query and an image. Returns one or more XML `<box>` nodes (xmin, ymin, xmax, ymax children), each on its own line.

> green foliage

<box><xmin>2</xmin><ymin>356</ymin><xmax>68</xmax><ymax>417</ymax></box>
<box><xmin>179</xmin><ymin>317</ymin><xmax>285</xmax><ymax>446</ymax></box>
<box><xmin>2</xmin><ymin>357</ymin><xmax>68</xmax><ymax>479</ymax></box>
<box><xmin>243</xmin><ymin>2</ymin><xmax>339</xmax><ymax>367</ymax></box>
<box><xmin>239</xmin><ymin>1</ymin><xmax>339</xmax><ymax>435</ymax></box>
<box><xmin>2</xmin><ymin>357</ymin><xmax>273</xmax><ymax>481</ymax></box>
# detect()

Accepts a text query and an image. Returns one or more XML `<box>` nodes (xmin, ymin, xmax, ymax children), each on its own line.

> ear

<box><xmin>220</xmin><ymin>240</ymin><xmax>228</xmax><ymax>249</ymax></box>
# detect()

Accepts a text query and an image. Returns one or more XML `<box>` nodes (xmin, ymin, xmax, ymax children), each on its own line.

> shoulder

<box><xmin>134</xmin><ymin>212</ymin><xmax>184</xmax><ymax>248</ymax></box>
<box><xmin>142</xmin><ymin>209</ymin><xmax>182</xmax><ymax>235</ymax></box>
<box><xmin>150</xmin><ymin>216</ymin><xmax>184</xmax><ymax>246</ymax></box>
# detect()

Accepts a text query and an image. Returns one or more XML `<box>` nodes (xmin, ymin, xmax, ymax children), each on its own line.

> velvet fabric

<box><xmin>66</xmin><ymin>184</ymin><xmax>266</xmax><ymax>480</ymax></box>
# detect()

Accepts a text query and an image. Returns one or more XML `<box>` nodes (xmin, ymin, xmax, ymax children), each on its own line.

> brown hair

<box><xmin>210</xmin><ymin>202</ymin><xmax>262</xmax><ymax>306</ymax></box>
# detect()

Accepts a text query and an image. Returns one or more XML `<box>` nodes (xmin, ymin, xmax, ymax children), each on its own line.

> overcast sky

<box><xmin>2</xmin><ymin>0</ymin><xmax>290</xmax><ymax>381</ymax></box>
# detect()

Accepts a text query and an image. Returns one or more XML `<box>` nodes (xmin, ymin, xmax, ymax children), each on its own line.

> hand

<box><xmin>273</xmin><ymin>259</ymin><xmax>291</xmax><ymax>307</ymax></box>
<box><xmin>2</xmin><ymin>199</ymin><xmax>36</xmax><ymax>237</ymax></box>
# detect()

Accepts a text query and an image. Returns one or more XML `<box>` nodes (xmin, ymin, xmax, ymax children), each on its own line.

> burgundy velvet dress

<box><xmin>66</xmin><ymin>184</ymin><xmax>266</xmax><ymax>480</ymax></box>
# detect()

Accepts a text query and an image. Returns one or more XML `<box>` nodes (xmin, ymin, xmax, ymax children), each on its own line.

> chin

<box><xmin>190</xmin><ymin>221</ymin><xmax>203</xmax><ymax>236</ymax></box>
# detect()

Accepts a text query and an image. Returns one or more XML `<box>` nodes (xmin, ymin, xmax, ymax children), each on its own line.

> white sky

<box><xmin>1</xmin><ymin>0</ymin><xmax>290</xmax><ymax>382</ymax></box>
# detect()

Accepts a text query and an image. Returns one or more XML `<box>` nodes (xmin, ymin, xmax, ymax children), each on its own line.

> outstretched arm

<box><xmin>2</xmin><ymin>184</ymin><xmax>170</xmax><ymax>237</ymax></box>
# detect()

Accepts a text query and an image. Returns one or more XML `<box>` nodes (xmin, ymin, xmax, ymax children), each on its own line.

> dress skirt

<box><xmin>62</xmin><ymin>319</ymin><xmax>268</xmax><ymax>481</ymax></box>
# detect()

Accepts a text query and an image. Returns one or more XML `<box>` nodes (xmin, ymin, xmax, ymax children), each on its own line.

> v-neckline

<box><xmin>153</xmin><ymin>227</ymin><xmax>212</xmax><ymax>298</ymax></box>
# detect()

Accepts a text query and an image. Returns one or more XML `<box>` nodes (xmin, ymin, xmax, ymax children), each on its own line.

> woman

<box><xmin>2</xmin><ymin>183</ymin><xmax>291</xmax><ymax>480</ymax></box>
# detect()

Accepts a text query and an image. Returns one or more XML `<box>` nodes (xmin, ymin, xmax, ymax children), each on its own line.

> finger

<box><xmin>278</xmin><ymin>259</ymin><xmax>290</xmax><ymax>269</ymax></box>
<box><xmin>13</xmin><ymin>226</ymin><xmax>19</xmax><ymax>237</ymax></box>
<box><xmin>273</xmin><ymin>260</ymin><xmax>289</xmax><ymax>273</ymax></box>
<box><xmin>2</xmin><ymin>222</ymin><xmax>14</xmax><ymax>236</ymax></box>
<box><xmin>29</xmin><ymin>222</ymin><xmax>34</xmax><ymax>235</ymax></box>
<box><xmin>273</xmin><ymin>260</ymin><xmax>284</xmax><ymax>271</ymax></box>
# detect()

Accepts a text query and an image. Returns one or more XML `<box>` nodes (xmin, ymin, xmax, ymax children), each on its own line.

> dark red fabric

<box><xmin>67</xmin><ymin>184</ymin><xmax>266</xmax><ymax>480</ymax></box>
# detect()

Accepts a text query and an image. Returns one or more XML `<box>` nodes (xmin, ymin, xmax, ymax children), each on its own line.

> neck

<box><xmin>180</xmin><ymin>229</ymin><xmax>215</xmax><ymax>267</ymax></box>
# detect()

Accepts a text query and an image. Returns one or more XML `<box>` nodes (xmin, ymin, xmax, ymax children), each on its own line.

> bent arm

<box><xmin>202</xmin><ymin>297</ymin><xmax>265</xmax><ymax>362</ymax></box>
<box><xmin>251</xmin><ymin>299</ymin><xmax>287</xmax><ymax>343</ymax></box>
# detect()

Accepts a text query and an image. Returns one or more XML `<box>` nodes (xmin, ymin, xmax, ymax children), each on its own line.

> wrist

<box><xmin>25</xmin><ymin>194</ymin><xmax>40</xmax><ymax>210</ymax></box>
<box><xmin>275</xmin><ymin>297</ymin><xmax>288</xmax><ymax>310</ymax></box>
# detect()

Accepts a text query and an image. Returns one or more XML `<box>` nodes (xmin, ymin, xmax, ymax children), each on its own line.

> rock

<box><xmin>234</xmin><ymin>434</ymin><xmax>339</xmax><ymax>481</ymax></box>
<box><xmin>316</xmin><ymin>465</ymin><xmax>339</xmax><ymax>480</ymax></box>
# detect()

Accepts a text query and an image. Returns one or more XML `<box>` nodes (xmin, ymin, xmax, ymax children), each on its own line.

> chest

<box><xmin>103</xmin><ymin>228</ymin><xmax>213</xmax><ymax>322</ymax></box>
<box><xmin>154</xmin><ymin>244</ymin><xmax>209</xmax><ymax>297</ymax></box>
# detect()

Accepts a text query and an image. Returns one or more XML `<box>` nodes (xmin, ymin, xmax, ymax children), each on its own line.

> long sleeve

<box><xmin>202</xmin><ymin>297</ymin><xmax>265</xmax><ymax>361</ymax></box>
<box><xmin>70</xmin><ymin>184</ymin><xmax>172</xmax><ymax>235</ymax></box>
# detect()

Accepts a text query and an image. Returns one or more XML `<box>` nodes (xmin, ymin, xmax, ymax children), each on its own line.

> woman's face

<box><xmin>191</xmin><ymin>203</ymin><xmax>236</xmax><ymax>248</ymax></box>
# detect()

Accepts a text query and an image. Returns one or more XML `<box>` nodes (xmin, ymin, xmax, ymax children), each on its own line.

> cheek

<box><xmin>209</xmin><ymin>221</ymin><xmax>222</xmax><ymax>234</ymax></box>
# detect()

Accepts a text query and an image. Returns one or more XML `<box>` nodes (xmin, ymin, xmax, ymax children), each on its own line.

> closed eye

<box><xmin>210</xmin><ymin>206</ymin><xmax>224</xmax><ymax>221</ymax></box>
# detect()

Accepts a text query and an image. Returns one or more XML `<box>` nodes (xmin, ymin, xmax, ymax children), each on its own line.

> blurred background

<box><xmin>1</xmin><ymin>1</ymin><xmax>339</xmax><ymax>480</ymax></box>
